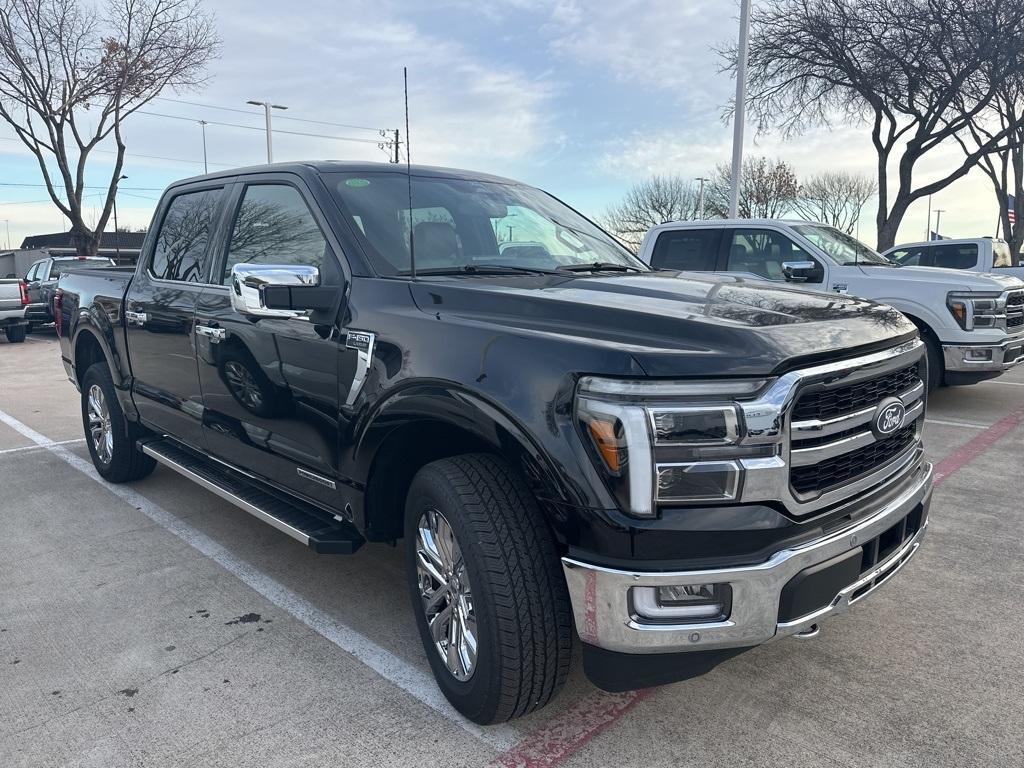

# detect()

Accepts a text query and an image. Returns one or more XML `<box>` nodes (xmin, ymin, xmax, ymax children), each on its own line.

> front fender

<box><xmin>871</xmin><ymin>297</ymin><xmax>949</xmax><ymax>337</ymax></box>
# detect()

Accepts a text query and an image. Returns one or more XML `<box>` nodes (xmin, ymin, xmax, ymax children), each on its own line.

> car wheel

<box><xmin>4</xmin><ymin>325</ymin><xmax>27</xmax><ymax>343</ymax></box>
<box><xmin>404</xmin><ymin>453</ymin><xmax>572</xmax><ymax>724</ymax></box>
<box><xmin>81</xmin><ymin>362</ymin><xmax>156</xmax><ymax>483</ymax></box>
<box><xmin>922</xmin><ymin>332</ymin><xmax>943</xmax><ymax>392</ymax></box>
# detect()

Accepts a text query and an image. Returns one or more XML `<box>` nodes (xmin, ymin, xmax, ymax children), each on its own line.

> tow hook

<box><xmin>794</xmin><ymin>624</ymin><xmax>820</xmax><ymax>640</ymax></box>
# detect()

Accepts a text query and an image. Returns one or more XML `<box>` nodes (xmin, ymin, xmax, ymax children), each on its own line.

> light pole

<box><xmin>247</xmin><ymin>100</ymin><xmax>288</xmax><ymax>163</ymax></box>
<box><xmin>113</xmin><ymin>174</ymin><xmax>127</xmax><ymax>263</ymax></box>
<box><xmin>926</xmin><ymin>194</ymin><xmax>932</xmax><ymax>241</ymax></box>
<box><xmin>934</xmin><ymin>209</ymin><xmax>946</xmax><ymax>240</ymax></box>
<box><xmin>729</xmin><ymin>0</ymin><xmax>752</xmax><ymax>219</ymax></box>
<box><xmin>4</xmin><ymin>219</ymin><xmax>9</xmax><ymax>250</ymax></box>
<box><xmin>199</xmin><ymin>120</ymin><xmax>209</xmax><ymax>173</ymax></box>
<box><xmin>695</xmin><ymin>177</ymin><xmax>709</xmax><ymax>220</ymax></box>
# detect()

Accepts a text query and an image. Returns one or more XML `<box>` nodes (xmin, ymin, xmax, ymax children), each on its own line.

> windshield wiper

<box><xmin>557</xmin><ymin>262</ymin><xmax>644</xmax><ymax>273</ymax></box>
<box><xmin>400</xmin><ymin>264</ymin><xmax>564</xmax><ymax>276</ymax></box>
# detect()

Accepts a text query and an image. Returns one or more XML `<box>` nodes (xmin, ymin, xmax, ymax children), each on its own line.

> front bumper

<box><xmin>562</xmin><ymin>461</ymin><xmax>932</xmax><ymax>655</ymax></box>
<box><xmin>943</xmin><ymin>336</ymin><xmax>1024</xmax><ymax>372</ymax></box>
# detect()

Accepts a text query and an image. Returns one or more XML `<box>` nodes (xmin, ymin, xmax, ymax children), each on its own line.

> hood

<box><xmin>409</xmin><ymin>272</ymin><xmax>917</xmax><ymax>377</ymax></box>
<box><xmin>860</xmin><ymin>265</ymin><xmax>1024</xmax><ymax>292</ymax></box>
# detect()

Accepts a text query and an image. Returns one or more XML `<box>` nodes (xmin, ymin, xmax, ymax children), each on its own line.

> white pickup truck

<box><xmin>636</xmin><ymin>219</ymin><xmax>1024</xmax><ymax>390</ymax></box>
<box><xmin>0</xmin><ymin>278</ymin><xmax>29</xmax><ymax>343</ymax></box>
<box><xmin>881</xmin><ymin>238</ymin><xmax>1024</xmax><ymax>281</ymax></box>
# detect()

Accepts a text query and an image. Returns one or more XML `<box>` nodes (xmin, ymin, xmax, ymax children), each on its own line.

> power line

<box><xmin>154</xmin><ymin>96</ymin><xmax>389</xmax><ymax>133</ymax></box>
<box><xmin>0</xmin><ymin>182</ymin><xmax>165</xmax><ymax>191</ymax></box>
<box><xmin>137</xmin><ymin>110</ymin><xmax>384</xmax><ymax>144</ymax></box>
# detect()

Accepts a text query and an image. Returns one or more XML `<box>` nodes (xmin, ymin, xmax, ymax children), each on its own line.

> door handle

<box><xmin>125</xmin><ymin>310</ymin><xmax>148</xmax><ymax>326</ymax></box>
<box><xmin>195</xmin><ymin>324</ymin><xmax>227</xmax><ymax>342</ymax></box>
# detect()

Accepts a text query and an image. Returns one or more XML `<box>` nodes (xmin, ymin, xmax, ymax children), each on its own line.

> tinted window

<box><xmin>725</xmin><ymin>229</ymin><xmax>815</xmax><ymax>281</ymax></box>
<box><xmin>891</xmin><ymin>246</ymin><xmax>931</xmax><ymax>267</ymax></box>
<box><xmin>222</xmin><ymin>184</ymin><xmax>329</xmax><ymax>282</ymax></box>
<box><xmin>150</xmin><ymin>188</ymin><xmax>223</xmax><ymax>282</ymax></box>
<box><xmin>931</xmin><ymin>243</ymin><xmax>978</xmax><ymax>270</ymax></box>
<box><xmin>650</xmin><ymin>230</ymin><xmax>720</xmax><ymax>271</ymax></box>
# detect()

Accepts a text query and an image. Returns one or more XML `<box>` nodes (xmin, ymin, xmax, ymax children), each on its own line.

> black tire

<box><xmin>922</xmin><ymin>332</ymin><xmax>944</xmax><ymax>392</ymax></box>
<box><xmin>404</xmin><ymin>453</ymin><xmax>572</xmax><ymax>724</ymax></box>
<box><xmin>5</xmin><ymin>325</ymin><xmax>27</xmax><ymax>343</ymax></box>
<box><xmin>81</xmin><ymin>362</ymin><xmax>156</xmax><ymax>483</ymax></box>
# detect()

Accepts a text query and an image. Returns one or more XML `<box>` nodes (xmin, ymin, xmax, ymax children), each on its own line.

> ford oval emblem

<box><xmin>873</xmin><ymin>398</ymin><xmax>906</xmax><ymax>438</ymax></box>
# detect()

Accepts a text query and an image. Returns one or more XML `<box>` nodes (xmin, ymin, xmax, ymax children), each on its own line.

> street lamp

<box><xmin>113</xmin><ymin>174</ymin><xmax>127</xmax><ymax>263</ymax></box>
<box><xmin>729</xmin><ymin>0</ymin><xmax>752</xmax><ymax>219</ymax></box>
<box><xmin>247</xmin><ymin>100</ymin><xmax>288</xmax><ymax>163</ymax></box>
<box><xmin>199</xmin><ymin>120</ymin><xmax>209</xmax><ymax>173</ymax></box>
<box><xmin>695</xmin><ymin>177</ymin><xmax>709</xmax><ymax>220</ymax></box>
<box><xmin>934</xmin><ymin>209</ymin><xmax>946</xmax><ymax>241</ymax></box>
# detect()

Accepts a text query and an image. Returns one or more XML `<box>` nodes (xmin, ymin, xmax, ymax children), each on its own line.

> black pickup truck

<box><xmin>56</xmin><ymin>162</ymin><xmax>934</xmax><ymax>724</ymax></box>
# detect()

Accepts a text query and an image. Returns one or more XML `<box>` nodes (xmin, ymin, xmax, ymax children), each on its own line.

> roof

<box><xmin>19</xmin><ymin>231</ymin><xmax>147</xmax><ymax>250</ymax></box>
<box><xmin>650</xmin><ymin>218</ymin><xmax>824</xmax><ymax>229</ymax></box>
<box><xmin>882</xmin><ymin>237</ymin><xmax>1002</xmax><ymax>251</ymax></box>
<box><xmin>169</xmin><ymin>160</ymin><xmax>523</xmax><ymax>189</ymax></box>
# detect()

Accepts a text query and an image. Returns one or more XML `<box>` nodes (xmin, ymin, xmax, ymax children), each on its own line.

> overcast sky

<box><xmin>0</xmin><ymin>0</ymin><xmax>1004</xmax><ymax>252</ymax></box>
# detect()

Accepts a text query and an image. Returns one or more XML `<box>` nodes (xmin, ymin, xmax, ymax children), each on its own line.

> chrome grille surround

<box><xmin>720</xmin><ymin>339</ymin><xmax>926</xmax><ymax>517</ymax></box>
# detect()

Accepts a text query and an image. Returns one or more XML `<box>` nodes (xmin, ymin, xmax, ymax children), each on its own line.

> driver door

<box><xmin>718</xmin><ymin>228</ymin><xmax>823</xmax><ymax>285</ymax></box>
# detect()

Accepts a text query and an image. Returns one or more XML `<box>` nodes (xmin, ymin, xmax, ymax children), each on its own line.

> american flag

<box><xmin>1010</xmin><ymin>194</ymin><xmax>1017</xmax><ymax>226</ymax></box>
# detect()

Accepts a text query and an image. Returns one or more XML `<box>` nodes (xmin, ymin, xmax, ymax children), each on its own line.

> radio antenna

<box><xmin>404</xmin><ymin>66</ymin><xmax>416</xmax><ymax>279</ymax></box>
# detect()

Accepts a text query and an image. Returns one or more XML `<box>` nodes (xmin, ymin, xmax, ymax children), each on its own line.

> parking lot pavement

<box><xmin>1</xmin><ymin>333</ymin><xmax>1022</xmax><ymax>768</ymax></box>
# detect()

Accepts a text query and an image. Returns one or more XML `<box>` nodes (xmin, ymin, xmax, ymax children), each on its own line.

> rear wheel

<box><xmin>404</xmin><ymin>453</ymin><xmax>572</xmax><ymax>724</ymax></box>
<box><xmin>4</xmin><ymin>325</ymin><xmax>27</xmax><ymax>343</ymax></box>
<box><xmin>81</xmin><ymin>363</ymin><xmax>156</xmax><ymax>482</ymax></box>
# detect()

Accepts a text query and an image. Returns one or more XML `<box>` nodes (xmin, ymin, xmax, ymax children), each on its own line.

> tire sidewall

<box><xmin>81</xmin><ymin>364</ymin><xmax>127</xmax><ymax>479</ymax></box>
<box><xmin>403</xmin><ymin>468</ymin><xmax>502</xmax><ymax>723</ymax></box>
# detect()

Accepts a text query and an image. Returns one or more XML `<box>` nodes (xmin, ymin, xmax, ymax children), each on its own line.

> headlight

<box><xmin>576</xmin><ymin>376</ymin><xmax>776</xmax><ymax>518</ymax></box>
<box><xmin>947</xmin><ymin>291</ymin><xmax>1005</xmax><ymax>331</ymax></box>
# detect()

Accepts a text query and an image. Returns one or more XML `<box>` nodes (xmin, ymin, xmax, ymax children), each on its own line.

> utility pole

<box><xmin>695</xmin><ymin>177</ymin><xmax>709</xmax><ymax>220</ymax></box>
<box><xmin>4</xmin><ymin>219</ymin><xmax>9</xmax><ymax>250</ymax></box>
<box><xmin>199</xmin><ymin>120</ymin><xmax>209</xmax><ymax>173</ymax></box>
<box><xmin>934</xmin><ymin>209</ymin><xmax>946</xmax><ymax>240</ymax></box>
<box><xmin>926</xmin><ymin>194</ymin><xmax>932</xmax><ymax>240</ymax></box>
<box><xmin>113</xmin><ymin>175</ymin><xmax>127</xmax><ymax>263</ymax></box>
<box><xmin>729</xmin><ymin>0</ymin><xmax>752</xmax><ymax>219</ymax></box>
<box><xmin>246</xmin><ymin>100</ymin><xmax>288</xmax><ymax>162</ymax></box>
<box><xmin>394</xmin><ymin>129</ymin><xmax>400</xmax><ymax>164</ymax></box>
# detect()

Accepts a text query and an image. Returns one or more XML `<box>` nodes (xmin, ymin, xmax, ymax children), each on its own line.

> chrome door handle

<box><xmin>195</xmin><ymin>324</ymin><xmax>227</xmax><ymax>342</ymax></box>
<box><xmin>125</xmin><ymin>310</ymin><xmax>147</xmax><ymax>326</ymax></box>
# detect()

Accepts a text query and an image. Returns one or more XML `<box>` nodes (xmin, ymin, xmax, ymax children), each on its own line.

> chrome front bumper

<box><xmin>562</xmin><ymin>462</ymin><xmax>933</xmax><ymax>655</ymax></box>
<box><xmin>943</xmin><ymin>336</ymin><xmax>1024</xmax><ymax>372</ymax></box>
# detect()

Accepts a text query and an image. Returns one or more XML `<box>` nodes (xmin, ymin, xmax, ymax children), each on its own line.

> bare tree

<box><xmin>706</xmin><ymin>156</ymin><xmax>799</xmax><ymax>219</ymax></box>
<box><xmin>793</xmin><ymin>171</ymin><xmax>877</xmax><ymax>234</ymax></box>
<box><xmin>601</xmin><ymin>175</ymin><xmax>701</xmax><ymax>249</ymax></box>
<box><xmin>0</xmin><ymin>0</ymin><xmax>219</xmax><ymax>256</ymax></box>
<box><xmin>729</xmin><ymin>0</ymin><xmax>1024</xmax><ymax>250</ymax></box>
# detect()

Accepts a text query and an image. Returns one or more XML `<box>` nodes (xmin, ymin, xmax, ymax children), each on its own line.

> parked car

<box><xmin>24</xmin><ymin>255</ymin><xmax>115</xmax><ymax>328</ymax></box>
<box><xmin>637</xmin><ymin>219</ymin><xmax>1024</xmax><ymax>390</ymax></box>
<box><xmin>0</xmin><ymin>278</ymin><xmax>29</xmax><ymax>343</ymax></box>
<box><xmin>57</xmin><ymin>163</ymin><xmax>934</xmax><ymax>723</ymax></box>
<box><xmin>882</xmin><ymin>237</ymin><xmax>1024</xmax><ymax>280</ymax></box>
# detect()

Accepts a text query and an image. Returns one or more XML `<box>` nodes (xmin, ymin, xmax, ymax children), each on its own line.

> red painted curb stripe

<box><xmin>932</xmin><ymin>408</ymin><xmax>1024</xmax><ymax>486</ymax></box>
<box><xmin>486</xmin><ymin>689</ymin><xmax>654</xmax><ymax>768</ymax></box>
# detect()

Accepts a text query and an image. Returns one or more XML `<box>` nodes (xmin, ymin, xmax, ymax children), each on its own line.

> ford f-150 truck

<box><xmin>24</xmin><ymin>255</ymin><xmax>115</xmax><ymax>329</ymax></box>
<box><xmin>637</xmin><ymin>220</ymin><xmax>1024</xmax><ymax>391</ymax></box>
<box><xmin>56</xmin><ymin>163</ymin><xmax>934</xmax><ymax>724</ymax></box>
<box><xmin>882</xmin><ymin>237</ymin><xmax>1024</xmax><ymax>281</ymax></box>
<box><xmin>0</xmin><ymin>278</ymin><xmax>29</xmax><ymax>343</ymax></box>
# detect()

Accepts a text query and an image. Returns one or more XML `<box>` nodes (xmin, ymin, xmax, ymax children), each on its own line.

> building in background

<box><xmin>19</xmin><ymin>231</ymin><xmax>147</xmax><ymax>265</ymax></box>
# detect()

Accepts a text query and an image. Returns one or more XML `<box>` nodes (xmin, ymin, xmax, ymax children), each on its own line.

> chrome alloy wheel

<box><xmin>87</xmin><ymin>384</ymin><xmax>113</xmax><ymax>464</ymax></box>
<box><xmin>416</xmin><ymin>507</ymin><xmax>478</xmax><ymax>681</ymax></box>
<box><xmin>223</xmin><ymin>361</ymin><xmax>264</xmax><ymax>410</ymax></box>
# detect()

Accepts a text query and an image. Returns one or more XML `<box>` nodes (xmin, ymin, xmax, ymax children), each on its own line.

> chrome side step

<box><xmin>139</xmin><ymin>437</ymin><xmax>364</xmax><ymax>554</ymax></box>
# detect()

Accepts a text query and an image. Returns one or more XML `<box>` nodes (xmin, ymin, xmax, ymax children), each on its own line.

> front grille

<box><xmin>1009</xmin><ymin>314</ymin><xmax>1024</xmax><ymax>329</ymax></box>
<box><xmin>792</xmin><ymin>364</ymin><xmax>920</xmax><ymax>422</ymax></box>
<box><xmin>791</xmin><ymin>423</ymin><xmax>917</xmax><ymax>495</ymax></box>
<box><xmin>1008</xmin><ymin>291</ymin><xmax>1024</xmax><ymax>308</ymax></box>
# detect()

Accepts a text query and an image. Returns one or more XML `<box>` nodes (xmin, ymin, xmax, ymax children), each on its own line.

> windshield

<box><xmin>792</xmin><ymin>224</ymin><xmax>894</xmax><ymax>266</ymax></box>
<box><xmin>328</xmin><ymin>172</ymin><xmax>642</xmax><ymax>276</ymax></box>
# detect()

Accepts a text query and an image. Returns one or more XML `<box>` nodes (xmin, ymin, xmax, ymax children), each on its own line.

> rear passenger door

<box><xmin>194</xmin><ymin>176</ymin><xmax>350</xmax><ymax>508</ymax></box>
<box><xmin>125</xmin><ymin>184</ymin><xmax>228</xmax><ymax>447</ymax></box>
<box><xmin>647</xmin><ymin>228</ymin><xmax>723</xmax><ymax>272</ymax></box>
<box><xmin>721</xmin><ymin>228</ymin><xmax>822</xmax><ymax>284</ymax></box>
<box><xmin>930</xmin><ymin>243</ymin><xmax>979</xmax><ymax>270</ymax></box>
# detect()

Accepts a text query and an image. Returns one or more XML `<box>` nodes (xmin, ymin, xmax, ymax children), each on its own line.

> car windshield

<box><xmin>792</xmin><ymin>224</ymin><xmax>894</xmax><ymax>266</ymax></box>
<box><xmin>328</xmin><ymin>172</ymin><xmax>643</xmax><ymax>276</ymax></box>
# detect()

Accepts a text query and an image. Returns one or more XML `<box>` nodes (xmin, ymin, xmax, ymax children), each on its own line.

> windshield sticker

<box><xmin>345</xmin><ymin>178</ymin><xmax>371</xmax><ymax>188</ymax></box>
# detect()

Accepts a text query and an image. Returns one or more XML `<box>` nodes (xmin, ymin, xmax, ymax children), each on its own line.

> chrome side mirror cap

<box><xmin>229</xmin><ymin>264</ymin><xmax>322</xmax><ymax>319</ymax></box>
<box><xmin>782</xmin><ymin>261</ymin><xmax>817</xmax><ymax>283</ymax></box>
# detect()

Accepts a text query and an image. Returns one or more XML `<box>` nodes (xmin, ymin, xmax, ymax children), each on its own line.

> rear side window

<box><xmin>222</xmin><ymin>184</ymin><xmax>330</xmax><ymax>282</ymax></box>
<box><xmin>931</xmin><ymin>243</ymin><xmax>978</xmax><ymax>270</ymax></box>
<box><xmin>650</xmin><ymin>230</ymin><xmax>721</xmax><ymax>271</ymax></box>
<box><xmin>992</xmin><ymin>241</ymin><xmax>1018</xmax><ymax>268</ymax></box>
<box><xmin>150</xmin><ymin>188</ymin><xmax>224</xmax><ymax>283</ymax></box>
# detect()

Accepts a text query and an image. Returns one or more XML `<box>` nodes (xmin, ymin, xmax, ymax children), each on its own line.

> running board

<box><xmin>139</xmin><ymin>437</ymin><xmax>364</xmax><ymax>554</ymax></box>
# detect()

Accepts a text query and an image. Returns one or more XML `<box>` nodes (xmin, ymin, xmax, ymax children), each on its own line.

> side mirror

<box><xmin>229</xmin><ymin>264</ymin><xmax>338</xmax><ymax>319</ymax></box>
<box><xmin>782</xmin><ymin>261</ymin><xmax>818</xmax><ymax>283</ymax></box>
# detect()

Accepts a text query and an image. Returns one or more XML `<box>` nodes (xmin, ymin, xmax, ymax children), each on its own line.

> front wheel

<box><xmin>81</xmin><ymin>363</ymin><xmax>156</xmax><ymax>483</ymax></box>
<box><xmin>922</xmin><ymin>332</ymin><xmax>944</xmax><ymax>392</ymax></box>
<box><xmin>404</xmin><ymin>454</ymin><xmax>572</xmax><ymax>724</ymax></box>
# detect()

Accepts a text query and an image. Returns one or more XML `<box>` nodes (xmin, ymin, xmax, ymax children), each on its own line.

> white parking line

<box><xmin>0</xmin><ymin>438</ymin><xmax>85</xmax><ymax>455</ymax></box>
<box><xmin>989</xmin><ymin>380</ymin><xmax>1024</xmax><ymax>387</ymax></box>
<box><xmin>925</xmin><ymin>418</ymin><xmax>989</xmax><ymax>430</ymax></box>
<box><xmin>0</xmin><ymin>407</ymin><xmax>518</xmax><ymax>751</ymax></box>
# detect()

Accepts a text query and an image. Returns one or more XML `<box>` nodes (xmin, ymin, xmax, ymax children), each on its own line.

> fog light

<box><xmin>632</xmin><ymin>583</ymin><xmax>732</xmax><ymax>622</ymax></box>
<box><xmin>964</xmin><ymin>349</ymin><xmax>993</xmax><ymax>362</ymax></box>
<box><xmin>656</xmin><ymin>461</ymin><xmax>740</xmax><ymax>502</ymax></box>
